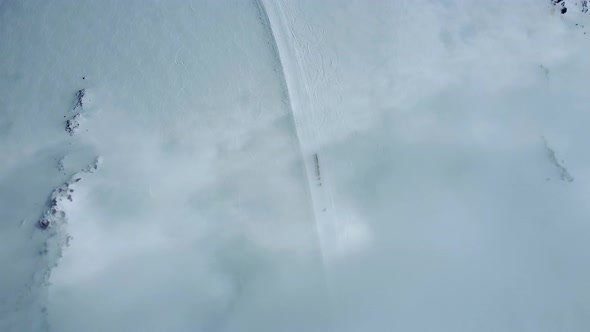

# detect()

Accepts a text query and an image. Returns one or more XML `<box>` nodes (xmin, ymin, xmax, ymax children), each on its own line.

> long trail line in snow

<box><xmin>252</xmin><ymin>0</ymin><xmax>329</xmax><ymax>279</ymax></box>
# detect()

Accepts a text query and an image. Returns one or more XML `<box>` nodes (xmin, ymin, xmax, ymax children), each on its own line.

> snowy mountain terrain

<box><xmin>1</xmin><ymin>0</ymin><xmax>590</xmax><ymax>331</ymax></box>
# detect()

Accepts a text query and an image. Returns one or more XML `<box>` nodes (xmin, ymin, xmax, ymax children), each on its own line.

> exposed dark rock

<box><xmin>543</xmin><ymin>137</ymin><xmax>574</xmax><ymax>183</ymax></box>
<box><xmin>37</xmin><ymin>158</ymin><xmax>101</xmax><ymax>230</ymax></box>
<box><xmin>551</xmin><ymin>0</ymin><xmax>589</xmax><ymax>14</ymax></box>
<box><xmin>65</xmin><ymin>113</ymin><xmax>81</xmax><ymax>136</ymax></box>
<box><xmin>74</xmin><ymin>89</ymin><xmax>85</xmax><ymax>110</ymax></box>
<box><xmin>38</xmin><ymin>218</ymin><xmax>50</xmax><ymax>229</ymax></box>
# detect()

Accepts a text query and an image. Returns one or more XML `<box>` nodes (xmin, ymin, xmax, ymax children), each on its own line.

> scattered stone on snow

<box><xmin>65</xmin><ymin>113</ymin><xmax>81</xmax><ymax>136</ymax></box>
<box><xmin>73</xmin><ymin>89</ymin><xmax>86</xmax><ymax>110</ymax></box>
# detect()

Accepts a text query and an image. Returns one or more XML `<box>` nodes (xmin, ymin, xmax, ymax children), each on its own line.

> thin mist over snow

<box><xmin>1</xmin><ymin>0</ymin><xmax>590</xmax><ymax>331</ymax></box>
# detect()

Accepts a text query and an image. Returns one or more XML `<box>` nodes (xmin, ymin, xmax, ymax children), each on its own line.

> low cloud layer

<box><xmin>1</xmin><ymin>0</ymin><xmax>590</xmax><ymax>331</ymax></box>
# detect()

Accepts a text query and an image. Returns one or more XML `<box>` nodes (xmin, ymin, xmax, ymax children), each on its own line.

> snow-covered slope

<box><xmin>1</xmin><ymin>0</ymin><xmax>590</xmax><ymax>331</ymax></box>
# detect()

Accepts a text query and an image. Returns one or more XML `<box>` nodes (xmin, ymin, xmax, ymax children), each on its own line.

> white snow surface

<box><xmin>1</xmin><ymin>0</ymin><xmax>590</xmax><ymax>331</ymax></box>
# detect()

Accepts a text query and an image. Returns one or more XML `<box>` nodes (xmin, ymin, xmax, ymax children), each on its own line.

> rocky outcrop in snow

<box><xmin>38</xmin><ymin>157</ymin><xmax>101</xmax><ymax>230</ymax></box>
<box><xmin>73</xmin><ymin>89</ymin><xmax>85</xmax><ymax>111</ymax></box>
<box><xmin>543</xmin><ymin>137</ymin><xmax>574</xmax><ymax>183</ymax></box>
<box><xmin>65</xmin><ymin>89</ymin><xmax>91</xmax><ymax>136</ymax></box>
<box><xmin>65</xmin><ymin>113</ymin><xmax>81</xmax><ymax>136</ymax></box>
<box><xmin>552</xmin><ymin>0</ymin><xmax>589</xmax><ymax>14</ymax></box>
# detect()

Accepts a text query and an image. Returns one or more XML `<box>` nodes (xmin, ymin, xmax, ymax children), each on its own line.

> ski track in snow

<box><xmin>253</xmin><ymin>0</ymin><xmax>329</xmax><ymax>267</ymax></box>
<box><xmin>258</xmin><ymin>0</ymin><xmax>368</xmax><ymax>264</ymax></box>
